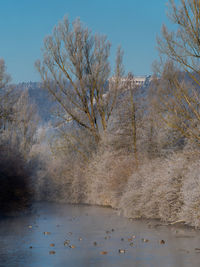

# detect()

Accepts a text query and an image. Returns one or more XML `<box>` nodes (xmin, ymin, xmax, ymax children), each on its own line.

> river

<box><xmin>0</xmin><ymin>202</ymin><xmax>200</xmax><ymax>267</ymax></box>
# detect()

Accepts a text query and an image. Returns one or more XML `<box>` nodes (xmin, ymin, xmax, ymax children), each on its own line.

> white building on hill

<box><xmin>109</xmin><ymin>75</ymin><xmax>152</xmax><ymax>88</ymax></box>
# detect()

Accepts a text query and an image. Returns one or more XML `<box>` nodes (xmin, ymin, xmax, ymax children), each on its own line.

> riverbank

<box><xmin>38</xmin><ymin>148</ymin><xmax>200</xmax><ymax>229</ymax></box>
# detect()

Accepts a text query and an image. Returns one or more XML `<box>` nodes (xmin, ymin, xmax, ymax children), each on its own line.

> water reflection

<box><xmin>0</xmin><ymin>203</ymin><xmax>199</xmax><ymax>267</ymax></box>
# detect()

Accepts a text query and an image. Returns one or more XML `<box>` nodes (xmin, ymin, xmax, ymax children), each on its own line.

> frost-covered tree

<box><xmin>36</xmin><ymin>17</ymin><xmax>123</xmax><ymax>146</ymax></box>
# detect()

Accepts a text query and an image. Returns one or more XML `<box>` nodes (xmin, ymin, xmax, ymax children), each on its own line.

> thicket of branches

<box><xmin>0</xmin><ymin>60</ymin><xmax>40</xmax><ymax>213</ymax></box>
<box><xmin>0</xmin><ymin>147</ymin><xmax>33</xmax><ymax>213</ymax></box>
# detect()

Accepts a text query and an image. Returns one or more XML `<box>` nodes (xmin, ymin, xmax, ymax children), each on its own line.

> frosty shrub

<box><xmin>85</xmin><ymin>141</ymin><xmax>134</xmax><ymax>208</ymax></box>
<box><xmin>119</xmin><ymin>149</ymin><xmax>200</xmax><ymax>227</ymax></box>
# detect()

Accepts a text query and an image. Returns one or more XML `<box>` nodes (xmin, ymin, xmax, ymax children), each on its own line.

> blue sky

<box><xmin>0</xmin><ymin>0</ymin><xmax>170</xmax><ymax>83</ymax></box>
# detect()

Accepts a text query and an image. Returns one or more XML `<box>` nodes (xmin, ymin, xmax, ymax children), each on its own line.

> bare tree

<box><xmin>107</xmin><ymin>73</ymin><xmax>142</xmax><ymax>166</ymax></box>
<box><xmin>12</xmin><ymin>90</ymin><xmax>39</xmax><ymax>156</ymax></box>
<box><xmin>157</xmin><ymin>0</ymin><xmax>200</xmax><ymax>75</ymax></box>
<box><xmin>36</xmin><ymin>17</ymin><xmax>123</xmax><ymax>147</ymax></box>
<box><xmin>156</xmin><ymin>0</ymin><xmax>200</xmax><ymax>144</ymax></box>
<box><xmin>0</xmin><ymin>59</ymin><xmax>10</xmax><ymax>89</ymax></box>
<box><xmin>0</xmin><ymin>61</ymin><xmax>39</xmax><ymax>157</ymax></box>
<box><xmin>0</xmin><ymin>59</ymin><xmax>13</xmax><ymax>129</ymax></box>
<box><xmin>126</xmin><ymin>73</ymin><xmax>138</xmax><ymax>164</ymax></box>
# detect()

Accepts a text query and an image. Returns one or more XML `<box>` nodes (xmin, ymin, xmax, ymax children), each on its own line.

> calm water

<box><xmin>0</xmin><ymin>202</ymin><xmax>200</xmax><ymax>267</ymax></box>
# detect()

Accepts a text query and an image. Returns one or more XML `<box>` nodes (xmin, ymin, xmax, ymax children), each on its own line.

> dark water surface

<box><xmin>0</xmin><ymin>202</ymin><xmax>200</xmax><ymax>267</ymax></box>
